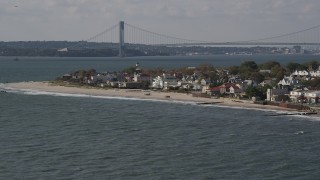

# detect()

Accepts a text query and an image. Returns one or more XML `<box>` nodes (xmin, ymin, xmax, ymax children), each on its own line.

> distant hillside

<box><xmin>0</xmin><ymin>41</ymin><xmax>312</xmax><ymax>57</ymax></box>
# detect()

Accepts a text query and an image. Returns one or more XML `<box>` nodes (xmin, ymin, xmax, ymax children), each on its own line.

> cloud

<box><xmin>0</xmin><ymin>0</ymin><xmax>320</xmax><ymax>41</ymax></box>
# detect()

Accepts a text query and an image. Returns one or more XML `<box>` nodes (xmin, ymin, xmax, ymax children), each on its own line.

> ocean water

<box><xmin>1</xmin><ymin>55</ymin><xmax>320</xmax><ymax>179</ymax></box>
<box><xmin>0</xmin><ymin>54</ymin><xmax>319</xmax><ymax>83</ymax></box>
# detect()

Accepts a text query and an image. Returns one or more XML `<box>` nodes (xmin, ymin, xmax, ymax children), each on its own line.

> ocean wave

<box><xmin>2</xmin><ymin>86</ymin><xmax>320</xmax><ymax>119</ymax></box>
<box><xmin>199</xmin><ymin>103</ymin><xmax>292</xmax><ymax>114</ymax></box>
<box><xmin>2</xmin><ymin>86</ymin><xmax>199</xmax><ymax>106</ymax></box>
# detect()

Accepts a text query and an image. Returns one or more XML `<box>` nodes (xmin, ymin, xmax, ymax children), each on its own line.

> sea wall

<box><xmin>254</xmin><ymin>101</ymin><xmax>311</xmax><ymax>111</ymax></box>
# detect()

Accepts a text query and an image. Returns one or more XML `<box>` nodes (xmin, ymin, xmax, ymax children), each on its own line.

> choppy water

<box><xmin>1</xmin><ymin>55</ymin><xmax>320</xmax><ymax>179</ymax></box>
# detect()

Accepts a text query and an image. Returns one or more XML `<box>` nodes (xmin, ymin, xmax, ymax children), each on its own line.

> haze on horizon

<box><xmin>1</xmin><ymin>0</ymin><xmax>320</xmax><ymax>42</ymax></box>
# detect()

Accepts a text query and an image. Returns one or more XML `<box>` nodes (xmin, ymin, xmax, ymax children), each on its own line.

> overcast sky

<box><xmin>1</xmin><ymin>0</ymin><xmax>320</xmax><ymax>42</ymax></box>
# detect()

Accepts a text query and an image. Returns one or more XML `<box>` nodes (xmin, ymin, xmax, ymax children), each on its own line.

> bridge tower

<box><xmin>119</xmin><ymin>21</ymin><xmax>125</xmax><ymax>57</ymax></box>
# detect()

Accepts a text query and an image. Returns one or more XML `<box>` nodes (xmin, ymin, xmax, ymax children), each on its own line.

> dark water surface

<box><xmin>1</xmin><ymin>55</ymin><xmax>320</xmax><ymax>179</ymax></box>
<box><xmin>0</xmin><ymin>54</ymin><xmax>319</xmax><ymax>83</ymax></box>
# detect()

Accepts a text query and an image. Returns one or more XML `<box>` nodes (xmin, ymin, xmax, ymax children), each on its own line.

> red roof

<box><xmin>208</xmin><ymin>86</ymin><xmax>221</xmax><ymax>92</ymax></box>
<box><xmin>221</xmin><ymin>83</ymin><xmax>236</xmax><ymax>88</ymax></box>
<box><xmin>230</xmin><ymin>85</ymin><xmax>240</xmax><ymax>89</ymax></box>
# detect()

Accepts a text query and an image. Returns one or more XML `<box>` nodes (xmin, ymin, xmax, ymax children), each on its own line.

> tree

<box><xmin>286</xmin><ymin>62</ymin><xmax>304</xmax><ymax>73</ymax></box>
<box><xmin>303</xmin><ymin>61</ymin><xmax>319</xmax><ymax>71</ymax></box>
<box><xmin>77</xmin><ymin>70</ymin><xmax>86</xmax><ymax>79</ymax></box>
<box><xmin>259</xmin><ymin>61</ymin><xmax>281</xmax><ymax>70</ymax></box>
<box><xmin>197</xmin><ymin>64</ymin><xmax>216</xmax><ymax>72</ymax></box>
<box><xmin>250</xmin><ymin>72</ymin><xmax>265</xmax><ymax>84</ymax></box>
<box><xmin>271</xmin><ymin>66</ymin><xmax>288</xmax><ymax>81</ymax></box>
<box><xmin>87</xmin><ymin>69</ymin><xmax>97</xmax><ymax>76</ymax></box>
<box><xmin>228</xmin><ymin>65</ymin><xmax>239</xmax><ymax>75</ymax></box>
<box><xmin>122</xmin><ymin>66</ymin><xmax>136</xmax><ymax>74</ymax></box>
<box><xmin>197</xmin><ymin>64</ymin><xmax>218</xmax><ymax>81</ymax></box>
<box><xmin>240</xmin><ymin>61</ymin><xmax>258</xmax><ymax>71</ymax></box>
<box><xmin>302</xmin><ymin>78</ymin><xmax>320</xmax><ymax>89</ymax></box>
<box><xmin>239</xmin><ymin>61</ymin><xmax>259</xmax><ymax>79</ymax></box>
<box><xmin>245</xmin><ymin>86</ymin><xmax>265</xmax><ymax>100</ymax></box>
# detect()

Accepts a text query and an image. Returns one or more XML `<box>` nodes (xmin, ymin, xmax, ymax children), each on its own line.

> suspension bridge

<box><xmin>63</xmin><ymin>21</ymin><xmax>320</xmax><ymax>57</ymax></box>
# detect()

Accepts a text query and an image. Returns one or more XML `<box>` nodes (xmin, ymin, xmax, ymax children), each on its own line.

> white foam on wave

<box><xmin>3</xmin><ymin>86</ymin><xmax>320</xmax><ymax>120</ymax></box>
<box><xmin>199</xmin><ymin>103</ymin><xmax>292</xmax><ymax>114</ymax></box>
<box><xmin>4</xmin><ymin>87</ymin><xmax>199</xmax><ymax>106</ymax></box>
<box><xmin>199</xmin><ymin>103</ymin><xmax>320</xmax><ymax>120</ymax></box>
<box><xmin>288</xmin><ymin>114</ymin><xmax>320</xmax><ymax>121</ymax></box>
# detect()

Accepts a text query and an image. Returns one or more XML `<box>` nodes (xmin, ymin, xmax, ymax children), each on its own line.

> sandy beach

<box><xmin>3</xmin><ymin>81</ymin><xmax>300</xmax><ymax>112</ymax></box>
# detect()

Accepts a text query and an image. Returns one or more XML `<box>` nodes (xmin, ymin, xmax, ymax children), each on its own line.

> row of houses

<box><xmin>203</xmin><ymin>80</ymin><xmax>255</xmax><ymax>98</ymax></box>
<box><xmin>61</xmin><ymin>63</ymin><xmax>320</xmax><ymax>104</ymax></box>
<box><xmin>291</xmin><ymin>66</ymin><xmax>320</xmax><ymax>78</ymax></box>
<box><xmin>267</xmin><ymin>67</ymin><xmax>320</xmax><ymax>104</ymax></box>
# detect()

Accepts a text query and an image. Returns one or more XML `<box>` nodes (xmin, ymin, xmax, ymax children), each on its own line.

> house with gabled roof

<box><xmin>310</xmin><ymin>66</ymin><xmax>320</xmax><ymax>77</ymax></box>
<box><xmin>278</xmin><ymin>76</ymin><xmax>300</xmax><ymax>90</ymax></box>
<box><xmin>220</xmin><ymin>83</ymin><xmax>236</xmax><ymax>94</ymax></box>
<box><xmin>230</xmin><ymin>85</ymin><xmax>243</xmax><ymax>98</ymax></box>
<box><xmin>267</xmin><ymin>89</ymin><xmax>289</xmax><ymax>102</ymax></box>
<box><xmin>206</xmin><ymin>86</ymin><xmax>221</xmax><ymax>96</ymax></box>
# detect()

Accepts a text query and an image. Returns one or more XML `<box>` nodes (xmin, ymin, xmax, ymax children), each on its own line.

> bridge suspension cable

<box><xmin>236</xmin><ymin>24</ymin><xmax>320</xmax><ymax>46</ymax></box>
<box><xmin>65</xmin><ymin>23</ymin><xmax>119</xmax><ymax>50</ymax></box>
<box><xmin>62</xmin><ymin>21</ymin><xmax>320</xmax><ymax>52</ymax></box>
<box><xmin>124</xmin><ymin>22</ymin><xmax>209</xmax><ymax>45</ymax></box>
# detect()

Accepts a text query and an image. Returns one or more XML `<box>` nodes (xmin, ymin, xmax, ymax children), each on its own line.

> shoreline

<box><xmin>1</xmin><ymin>81</ymin><xmax>312</xmax><ymax>114</ymax></box>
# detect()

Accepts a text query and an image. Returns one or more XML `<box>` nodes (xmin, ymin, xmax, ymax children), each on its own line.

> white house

<box><xmin>202</xmin><ymin>84</ymin><xmax>211</xmax><ymax>94</ymax></box>
<box><xmin>160</xmin><ymin>74</ymin><xmax>179</xmax><ymax>90</ymax></box>
<box><xmin>230</xmin><ymin>85</ymin><xmax>242</xmax><ymax>97</ymax></box>
<box><xmin>192</xmin><ymin>83</ymin><xmax>202</xmax><ymax>91</ymax></box>
<box><xmin>291</xmin><ymin>70</ymin><xmax>310</xmax><ymax>77</ymax></box>
<box><xmin>278</xmin><ymin>76</ymin><xmax>300</xmax><ymax>89</ymax></box>
<box><xmin>133</xmin><ymin>73</ymin><xmax>152</xmax><ymax>83</ymax></box>
<box><xmin>152</xmin><ymin>76</ymin><xmax>164</xmax><ymax>89</ymax></box>
<box><xmin>200</xmin><ymin>79</ymin><xmax>211</xmax><ymax>86</ymax></box>
<box><xmin>289</xmin><ymin>90</ymin><xmax>304</xmax><ymax>103</ymax></box>
<box><xmin>310</xmin><ymin>66</ymin><xmax>320</xmax><ymax>77</ymax></box>
<box><xmin>304</xmin><ymin>91</ymin><xmax>320</xmax><ymax>103</ymax></box>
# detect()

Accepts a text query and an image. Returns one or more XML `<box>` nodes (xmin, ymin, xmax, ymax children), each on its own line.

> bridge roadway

<box><xmin>159</xmin><ymin>42</ymin><xmax>320</xmax><ymax>47</ymax></box>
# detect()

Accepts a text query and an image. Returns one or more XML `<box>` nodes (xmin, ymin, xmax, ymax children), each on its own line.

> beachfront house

<box><xmin>192</xmin><ymin>83</ymin><xmax>202</xmax><ymax>91</ymax></box>
<box><xmin>220</xmin><ymin>83</ymin><xmax>236</xmax><ymax>94</ymax></box>
<box><xmin>119</xmin><ymin>82</ymin><xmax>143</xmax><ymax>89</ymax></box>
<box><xmin>202</xmin><ymin>84</ymin><xmax>211</xmax><ymax>94</ymax></box>
<box><xmin>152</xmin><ymin>76</ymin><xmax>164</xmax><ymax>89</ymax></box>
<box><xmin>133</xmin><ymin>73</ymin><xmax>152</xmax><ymax>83</ymax></box>
<box><xmin>235</xmin><ymin>82</ymin><xmax>248</xmax><ymax>92</ymax></box>
<box><xmin>266</xmin><ymin>89</ymin><xmax>289</xmax><ymax>102</ymax></box>
<box><xmin>229</xmin><ymin>85</ymin><xmax>242</xmax><ymax>98</ymax></box>
<box><xmin>61</xmin><ymin>74</ymin><xmax>72</xmax><ymax>81</ymax></box>
<box><xmin>289</xmin><ymin>90</ymin><xmax>305</xmax><ymax>103</ymax></box>
<box><xmin>163</xmin><ymin>74</ymin><xmax>179</xmax><ymax>90</ymax></box>
<box><xmin>180</xmin><ymin>82</ymin><xmax>194</xmax><ymax>90</ymax></box>
<box><xmin>206</xmin><ymin>86</ymin><xmax>221</xmax><ymax>96</ymax></box>
<box><xmin>205</xmin><ymin>83</ymin><xmax>238</xmax><ymax>96</ymax></box>
<box><xmin>304</xmin><ymin>91</ymin><xmax>320</xmax><ymax>104</ymax></box>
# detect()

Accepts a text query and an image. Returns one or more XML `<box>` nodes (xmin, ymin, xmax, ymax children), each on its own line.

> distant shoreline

<box><xmin>2</xmin><ymin>81</ymin><xmax>306</xmax><ymax>114</ymax></box>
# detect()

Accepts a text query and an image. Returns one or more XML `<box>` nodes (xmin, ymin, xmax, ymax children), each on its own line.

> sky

<box><xmin>1</xmin><ymin>0</ymin><xmax>320</xmax><ymax>42</ymax></box>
